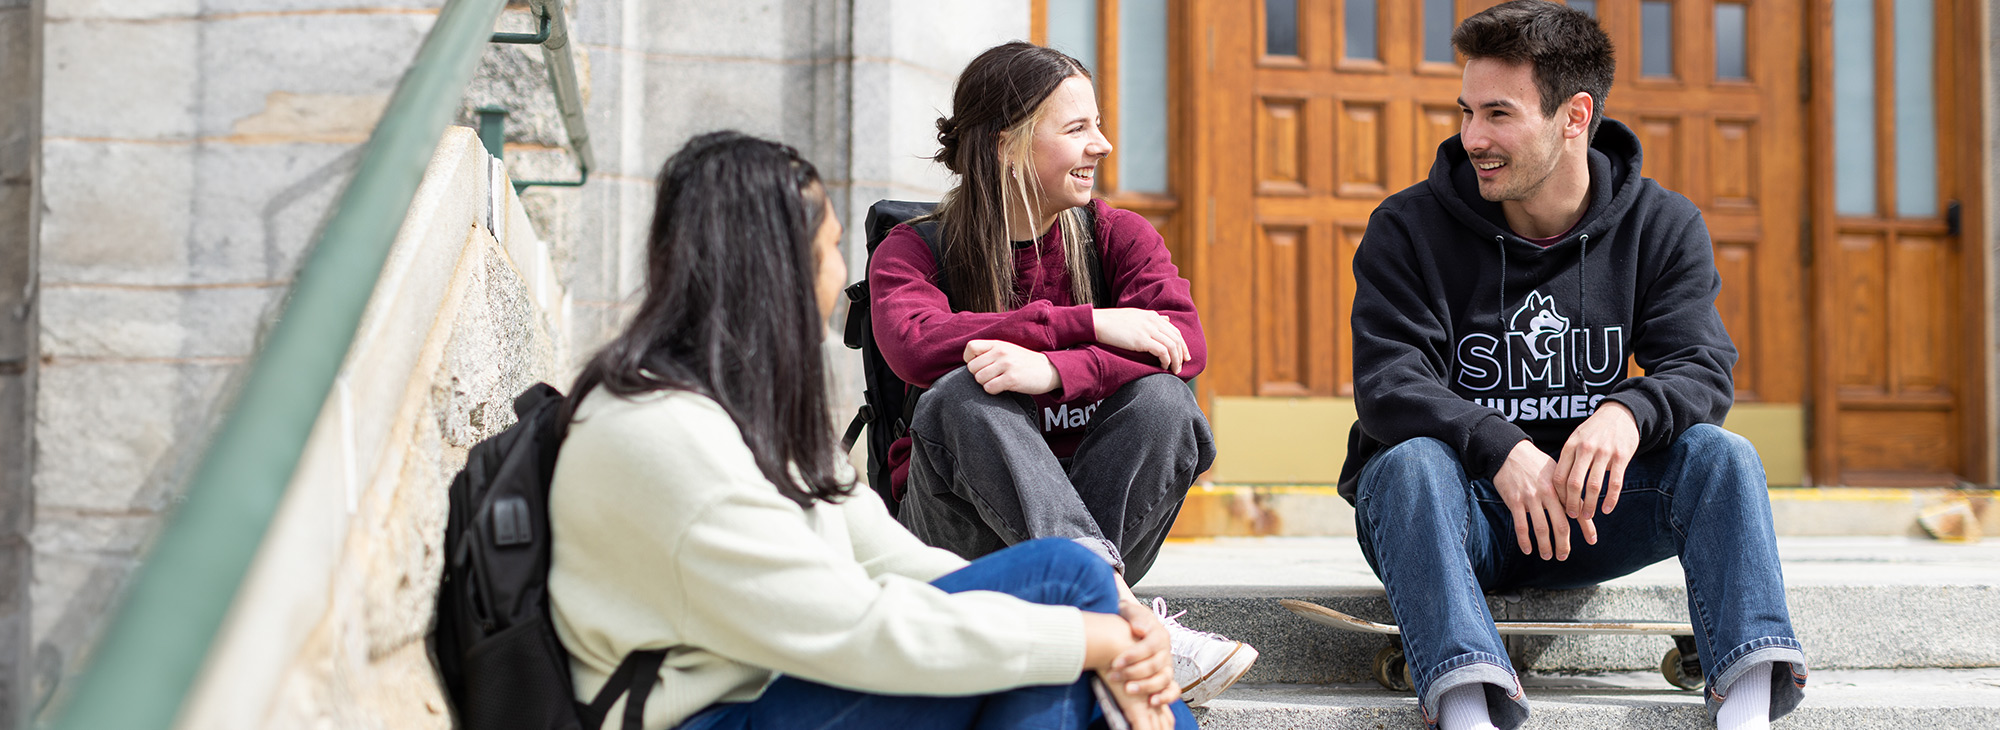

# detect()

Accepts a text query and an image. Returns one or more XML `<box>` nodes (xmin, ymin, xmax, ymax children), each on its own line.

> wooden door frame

<box><xmin>1806</xmin><ymin>0</ymin><xmax>1991</xmax><ymax>486</ymax></box>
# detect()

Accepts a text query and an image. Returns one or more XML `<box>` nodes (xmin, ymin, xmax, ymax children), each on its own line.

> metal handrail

<box><xmin>43</xmin><ymin>0</ymin><xmax>585</xmax><ymax>726</ymax></box>
<box><xmin>507</xmin><ymin>0</ymin><xmax>593</xmax><ymax>190</ymax></box>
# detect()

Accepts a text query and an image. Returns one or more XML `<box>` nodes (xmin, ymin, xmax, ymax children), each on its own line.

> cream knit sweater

<box><xmin>548</xmin><ymin>388</ymin><xmax>1090</xmax><ymax>729</ymax></box>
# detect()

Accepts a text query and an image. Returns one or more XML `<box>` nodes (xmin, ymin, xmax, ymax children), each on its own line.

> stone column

<box><xmin>0</xmin><ymin>0</ymin><xmax>37</xmax><ymax>726</ymax></box>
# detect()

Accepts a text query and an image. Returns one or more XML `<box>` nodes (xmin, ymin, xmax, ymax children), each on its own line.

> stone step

<box><xmin>1132</xmin><ymin>537</ymin><xmax>2000</xmax><ymax>685</ymax></box>
<box><xmin>1165</xmin><ymin>485</ymin><xmax>1998</xmax><ymax>539</ymax></box>
<box><xmin>1194</xmin><ymin>669</ymin><xmax>2000</xmax><ymax>729</ymax></box>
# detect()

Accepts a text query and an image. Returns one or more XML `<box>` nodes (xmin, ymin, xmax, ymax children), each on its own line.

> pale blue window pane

<box><xmin>1047</xmin><ymin>0</ymin><xmax>1097</xmax><ymax>72</ymax></box>
<box><xmin>1346</xmin><ymin>0</ymin><xmax>1378</xmax><ymax>60</ymax></box>
<box><xmin>1834</xmin><ymin>0</ymin><xmax>1877</xmax><ymax>216</ymax></box>
<box><xmin>1570</xmin><ymin>0</ymin><xmax>1598</xmax><ymax>18</ymax></box>
<box><xmin>1715</xmin><ymin>3</ymin><xmax>1747</xmax><ymax>80</ymax></box>
<box><xmin>1266</xmin><ymin>0</ymin><xmax>1298</xmax><ymax>57</ymax></box>
<box><xmin>1424</xmin><ymin>0</ymin><xmax>1455</xmax><ymax>63</ymax></box>
<box><xmin>1642</xmin><ymin>2</ymin><xmax>1674</xmax><ymax>77</ymax></box>
<box><xmin>1895</xmin><ymin>0</ymin><xmax>1938</xmax><ymax>217</ymax></box>
<box><xmin>1119</xmin><ymin>0</ymin><xmax>1170</xmax><ymax>194</ymax></box>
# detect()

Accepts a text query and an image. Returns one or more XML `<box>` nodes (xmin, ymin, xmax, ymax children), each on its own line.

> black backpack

<box><xmin>840</xmin><ymin>201</ymin><xmax>1108</xmax><ymax>513</ymax></box>
<box><xmin>431</xmin><ymin>383</ymin><xmax>666</xmax><ymax>730</ymax></box>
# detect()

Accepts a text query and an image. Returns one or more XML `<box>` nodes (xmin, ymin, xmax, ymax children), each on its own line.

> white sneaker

<box><xmin>1153</xmin><ymin>596</ymin><xmax>1258</xmax><ymax>707</ymax></box>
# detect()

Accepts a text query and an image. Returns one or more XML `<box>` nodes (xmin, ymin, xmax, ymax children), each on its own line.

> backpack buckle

<box><xmin>492</xmin><ymin>496</ymin><xmax>533</xmax><ymax>547</ymax></box>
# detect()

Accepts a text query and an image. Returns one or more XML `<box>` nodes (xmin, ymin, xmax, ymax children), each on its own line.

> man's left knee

<box><xmin>1676</xmin><ymin>424</ymin><xmax>1765</xmax><ymax>478</ymax></box>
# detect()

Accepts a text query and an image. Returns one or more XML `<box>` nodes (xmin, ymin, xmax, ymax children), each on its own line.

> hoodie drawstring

<box><xmin>1496</xmin><ymin>235</ymin><xmax>1508</xmax><ymax>335</ymax></box>
<box><xmin>1575</xmin><ymin>233</ymin><xmax>1589</xmax><ymax>387</ymax></box>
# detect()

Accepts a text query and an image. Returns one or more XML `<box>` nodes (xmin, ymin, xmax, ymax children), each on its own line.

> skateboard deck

<box><xmin>1278</xmin><ymin>599</ymin><xmax>1693</xmax><ymax>636</ymax></box>
<box><xmin>1277</xmin><ymin>599</ymin><xmax>1704</xmax><ymax>691</ymax></box>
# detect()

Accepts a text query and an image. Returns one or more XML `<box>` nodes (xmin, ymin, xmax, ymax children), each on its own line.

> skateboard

<box><xmin>1277</xmin><ymin>599</ymin><xmax>1704</xmax><ymax>692</ymax></box>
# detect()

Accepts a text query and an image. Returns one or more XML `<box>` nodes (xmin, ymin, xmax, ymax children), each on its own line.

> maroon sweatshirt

<box><xmin>869</xmin><ymin>199</ymin><xmax>1207</xmax><ymax>494</ymax></box>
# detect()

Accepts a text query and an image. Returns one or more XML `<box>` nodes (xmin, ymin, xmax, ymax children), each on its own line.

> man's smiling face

<box><xmin>1458</xmin><ymin>57</ymin><xmax>1568</xmax><ymax>204</ymax></box>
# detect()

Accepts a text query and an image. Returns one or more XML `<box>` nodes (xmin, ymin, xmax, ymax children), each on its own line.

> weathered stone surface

<box><xmin>38</xmin><ymin>284</ymin><xmax>280</xmax><ymax>360</ymax></box>
<box><xmin>27</xmin><ymin>550</ymin><xmax>140</xmax><ymax>714</ymax></box>
<box><xmin>32</xmin><ymin>360</ymin><xmax>234</xmax><ymax>513</ymax></box>
<box><xmin>0</xmin><ymin>183</ymin><xmax>29</xmax><ymax>358</ymax></box>
<box><xmin>38</xmin><ymin>140</ymin><xmax>196</xmax><ymax>286</ymax></box>
<box><xmin>187</xmin><ymin>141</ymin><xmax>357</xmax><ymax>283</ymax></box>
<box><xmin>42</xmin><ymin>0</ymin><xmax>195</xmax><ymax>20</ymax></box>
<box><xmin>0</xmin><ymin>7</ymin><xmax>32</xmax><ymax>178</ymax></box>
<box><xmin>636</xmin><ymin>0</ymin><xmax>792</xmax><ymax>59</ymax></box>
<box><xmin>567</xmin><ymin>176</ymin><xmax>652</xmax><ymax>307</ymax></box>
<box><xmin>26</xmin><ymin>510</ymin><xmax>159</xmax><ymax>557</ymax></box>
<box><xmin>198</xmin><ymin>0</ymin><xmax>438</xmax><ymax>14</ymax></box>
<box><xmin>198</xmin><ymin>10</ymin><xmax>431</xmax><ymax>139</ymax></box>
<box><xmin>640</xmin><ymin>56</ymin><xmax>796</xmax><ymax>165</ymax></box>
<box><xmin>42</xmin><ymin>17</ymin><xmax>197</xmax><ymax>140</ymax></box>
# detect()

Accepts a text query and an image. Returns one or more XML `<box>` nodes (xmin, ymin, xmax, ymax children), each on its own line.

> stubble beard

<box><xmin>1477</xmin><ymin>125</ymin><xmax>1565</xmax><ymax>203</ymax></box>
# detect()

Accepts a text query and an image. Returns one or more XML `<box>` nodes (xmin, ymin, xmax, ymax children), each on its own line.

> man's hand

<box><xmin>1556</xmin><ymin>400</ymin><xmax>1639</xmax><ymax>545</ymax></box>
<box><xmin>1493</xmin><ymin>440</ymin><xmax>1569</xmax><ymax>561</ymax></box>
<box><xmin>962</xmin><ymin>340</ymin><xmax>1062</xmax><ymax>395</ymax></box>
<box><xmin>1092</xmin><ymin>308</ymin><xmax>1190</xmax><ymax>374</ymax></box>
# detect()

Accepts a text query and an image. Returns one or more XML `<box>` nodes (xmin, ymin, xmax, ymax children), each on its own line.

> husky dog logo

<box><xmin>1455</xmin><ymin>289</ymin><xmax>1622</xmax><ymax>419</ymax></box>
<box><xmin>1509</xmin><ymin>292</ymin><xmax>1570</xmax><ymax>362</ymax></box>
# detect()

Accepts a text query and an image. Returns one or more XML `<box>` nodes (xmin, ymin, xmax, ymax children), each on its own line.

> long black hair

<box><xmin>930</xmin><ymin>41</ymin><xmax>1096</xmax><ymax>313</ymax></box>
<box><xmin>568</xmin><ymin>131</ymin><xmax>852</xmax><ymax>507</ymax></box>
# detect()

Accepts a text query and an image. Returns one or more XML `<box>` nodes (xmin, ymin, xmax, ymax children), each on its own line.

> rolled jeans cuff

<box><xmin>1705</xmin><ymin>641</ymin><xmax>1808</xmax><ymax>722</ymax></box>
<box><xmin>1073</xmin><ymin>537</ymin><xmax>1124</xmax><ymax>574</ymax></box>
<box><xmin>1418</xmin><ymin>654</ymin><xmax>1529</xmax><ymax>730</ymax></box>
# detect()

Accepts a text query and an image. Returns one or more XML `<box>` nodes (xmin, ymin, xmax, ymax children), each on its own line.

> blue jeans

<box><xmin>678</xmin><ymin>538</ymin><xmax>1199</xmax><ymax>730</ymax></box>
<box><xmin>1354</xmin><ymin>424</ymin><xmax>1807</xmax><ymax>730</ymax></box>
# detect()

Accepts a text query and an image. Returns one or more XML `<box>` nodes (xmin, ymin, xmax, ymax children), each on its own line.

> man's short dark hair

<box><xmin>1452</xmin><ymin>0</ymin><xmax>1615</xmax><ymax>140</ymax></box>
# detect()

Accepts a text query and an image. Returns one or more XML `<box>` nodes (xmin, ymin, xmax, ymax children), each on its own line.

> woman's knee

<box><xmin>913</xmin><ymin>366</ymin><xmax>1032</xmax><ymax>427</ymax></box>
<box><xmin>1110</xmin><ymin>374</ymin><xmax>1202</xmax><ymax>423</ymax></box>
<box><xmin>1009</xmin><ymin>538</ymin><xmax>1120</xmax><ymax>611</ymax></box>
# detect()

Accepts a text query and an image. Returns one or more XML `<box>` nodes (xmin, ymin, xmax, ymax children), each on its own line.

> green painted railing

<box><xmin>44</xmin><ymin>0</ymin><xmax>587</xmax><ymax>727</ymax></box>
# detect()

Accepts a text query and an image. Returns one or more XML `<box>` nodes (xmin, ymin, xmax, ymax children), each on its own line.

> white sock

<box><xmin>1716</xmin><ymin>662</ymin><xmax>1773</xmax><ymax>730</ymax></box>
<box><xmin>1438</xmin><ymin>683</ymin><xmax>1498</xmax><ymax>730</ymax></box>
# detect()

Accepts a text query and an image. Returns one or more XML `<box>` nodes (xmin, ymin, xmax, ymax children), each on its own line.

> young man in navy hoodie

<box><xmin>1340</xmin><ymin>3</ymin><xmax>1806</xmax><ymax>729</ymax></box>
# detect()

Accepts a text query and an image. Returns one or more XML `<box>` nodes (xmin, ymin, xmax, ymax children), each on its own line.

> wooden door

<box><xmin>1200</xmin><ymin>1</ymin><xmax>1809</xmax><ymax>419</ymax></box>
<box><xmin>1809</xmin><ymin>0</ymin><xmax>1988</xmax><ymax>485</ymax></box>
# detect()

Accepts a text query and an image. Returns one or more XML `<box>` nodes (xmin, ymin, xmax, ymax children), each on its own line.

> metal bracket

<box><xmin>489</xmin><ymin>8</ymin><xmax>551</xmax><ymax>44</ymax></box>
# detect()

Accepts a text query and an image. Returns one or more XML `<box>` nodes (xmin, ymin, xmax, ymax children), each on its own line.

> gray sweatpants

<box><xmin>897</xmin><ymin>367</ymin><xmax>1216</xmax><ymax>583</ymax></box>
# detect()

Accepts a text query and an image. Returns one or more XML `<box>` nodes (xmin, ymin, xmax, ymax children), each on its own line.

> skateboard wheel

<box><xmin>1374</xmin><ymin>646</ymin><xmax>1413</xmax><ymax>692</ymax></box>
<box><xmin>1661</xmin><ymin>647</ymin><xmax>1704</xmax><ymax>691</ymax></box>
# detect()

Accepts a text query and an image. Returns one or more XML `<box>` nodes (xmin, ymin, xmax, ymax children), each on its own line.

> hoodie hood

<box><xmin>1427</xmin><ymin>118</ymin><xmax>1645</xmax><ymax>252</ymax></box>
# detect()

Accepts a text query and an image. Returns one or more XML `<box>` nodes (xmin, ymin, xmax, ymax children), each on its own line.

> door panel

<box><xmin>1810</xmin><ymin>0</ymin><xmax>1985</xmax><ymax>485</ymax></box>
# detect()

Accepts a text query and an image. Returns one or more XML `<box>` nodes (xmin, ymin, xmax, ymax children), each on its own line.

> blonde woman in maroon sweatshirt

<box><xmin>867</xmin><ymin>41</ymin><xmax>1257</xmax><ymax>706</ymax></box>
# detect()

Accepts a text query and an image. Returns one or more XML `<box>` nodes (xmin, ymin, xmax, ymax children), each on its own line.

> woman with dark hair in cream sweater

<box><xmin>547</xmin><ymin>130</ymin><xmax>1196</xmax><ymax>730</ymax></box>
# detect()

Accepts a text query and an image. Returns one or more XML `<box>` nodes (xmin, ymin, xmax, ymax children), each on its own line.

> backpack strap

<box><xmin>579</xmin><ymin>648</ymin><xmax>669</xmax><ymax>730</ymax></box>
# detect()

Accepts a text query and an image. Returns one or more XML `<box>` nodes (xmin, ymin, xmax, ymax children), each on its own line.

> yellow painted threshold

<box><xmin>1166</xmin><ymin>483</ymin><xmax>1990</xmax><ymax>538</ymax></box>
<box><xmin>1210</xmin><ymin>397</ymin><xmax>1806</xmax><ymax>487</ymax></box>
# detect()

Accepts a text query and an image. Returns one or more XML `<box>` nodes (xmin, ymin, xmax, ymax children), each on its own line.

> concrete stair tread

<box><xmin>1131</xmin><ymin>537</ymin><xmax>2000</xmax><ymax>685</ymax></box>
<box><xmin>1136</xmin><ymin>537</ymin><xmax>2000</xmax><ymax>595</ymax></box>
<box><xmin>1196</xmin><ymin>669</ymin><xmax>2000</xmax><ymax>728</ymax></box>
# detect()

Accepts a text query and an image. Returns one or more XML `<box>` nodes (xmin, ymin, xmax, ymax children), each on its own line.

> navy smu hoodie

<box><xmin>1336</xmin><ymin>119</ymin><xmax>1737</xmax><ymax>503</ymax></box>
